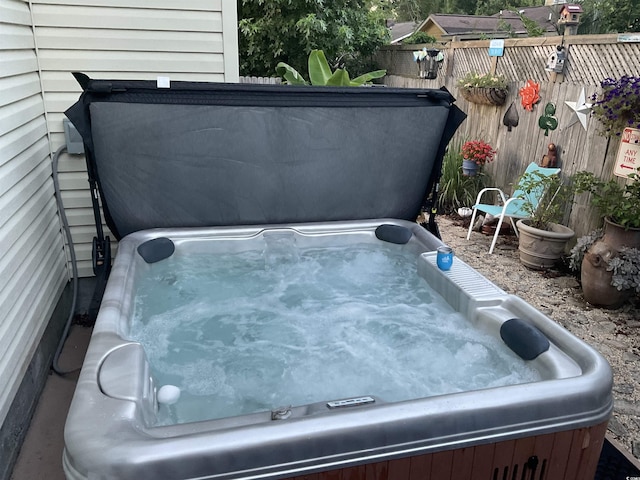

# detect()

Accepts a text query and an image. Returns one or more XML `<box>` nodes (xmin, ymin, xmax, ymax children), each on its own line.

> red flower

<box><xmin>461</xmin><ymin>140</ymin><xmax>496</xmax><ymax>166</ymax></box>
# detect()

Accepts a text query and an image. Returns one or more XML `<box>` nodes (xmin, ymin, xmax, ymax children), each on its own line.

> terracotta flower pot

<box><xmin>581</xmin><ymin>217</ymin><xmax>640</xmax><ymax>308</ymax></box>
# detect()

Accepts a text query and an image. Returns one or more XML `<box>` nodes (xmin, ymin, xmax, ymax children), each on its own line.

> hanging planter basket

<box><xmin>459</xmin><ymin>87</ymin><xmax>508</xmax><ymax>106</ymax></box>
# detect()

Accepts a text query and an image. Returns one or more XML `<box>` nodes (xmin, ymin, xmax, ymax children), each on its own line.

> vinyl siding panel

<box><xmin>32</xmin><ymin>4</ymin><xmax>223</xmax><ymax>31</ymax></box>
<box><xmin>0</xmin><ymin>22</ymin><xmax>35</xmax><ymax>49</ymax></box>
<box><xmin>0</xmin><ymin>50</ymin><xmax>39</xmax><ymax>77</ymax></box>
<box><xmin>35</xmin><ymin>28</ymin><xmax>224</xmax><ymax>53</ymax></box>
<box><xmin>34</xmin><ymin>0</ymin><xmax>238</xmax><ymax>277</ymax></box>
<box><xmin>33</xmin><ymin>0</ymin><xmax>222</xmax><ymax>9</ymax></box>
<box><xmin>0</xmin><ymin>0</ymin><xmax>32</xmax><ymax>24</ymax></box>
<box><xmin>38</xmin><ymin>50</ymin><xmax>225</xmax><ymax>74</ymax></box>
<box><xmin>0</xmin><ymin>0</ymin><xmax>68</xmax><ymax>426</ymax></box>
<box><xmin>0</xmin><ymin>71</ymin><xmax>41</xmax><ymax>105</ymax></box>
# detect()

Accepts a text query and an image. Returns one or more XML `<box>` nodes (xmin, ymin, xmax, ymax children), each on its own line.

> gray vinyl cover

<box><xmin>65</xmin><ymin>75</ymin><xmax>465</xmax><ymax>239</ymax></box>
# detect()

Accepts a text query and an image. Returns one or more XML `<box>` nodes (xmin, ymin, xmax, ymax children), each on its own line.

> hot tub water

<box><xmin>129</xmin><ymin>242</ymin><xmax>541</xmax><ymax>426</ymax></box>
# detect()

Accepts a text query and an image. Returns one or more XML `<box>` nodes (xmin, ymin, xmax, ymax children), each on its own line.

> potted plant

<box><xmin>590</xmin><ymin>75</ymin><xmax>640</xmax><ymax>137</ymax></box>
<box><xmin>457</xmin><ymin>72</ymin><xmax>508</xmax><ymax>106</ymax></box>
<box><xmin>569</xmin><ymin>170</ymin><xmax>640</xmax><ymax>307</ymax></box>
<box><xmin>514</xmin><ymin>170</ymin><xmax>575</xmax><ymax>270</ymax></box>
<box><xmin>437</xmin><ymin>140</ymin><xmax>492</xmax><ymax>213</ymax></box>
<box><xmin>460</xmin><ymin>140</ymin><xmax>496</xmax><ymax>176</ymax></box>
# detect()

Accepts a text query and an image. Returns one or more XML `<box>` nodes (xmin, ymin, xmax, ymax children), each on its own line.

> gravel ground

<box><xmin>428</xmin><ymin>214</ymin><xmax>640</xmax><ymax>460</ymax></box>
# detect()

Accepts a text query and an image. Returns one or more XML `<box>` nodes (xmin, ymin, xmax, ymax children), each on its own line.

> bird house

<box><xmin>558</xmin><ymin>4</ymin><xmax>583</xmax><ymax>25</ymax></box>
<box><xmin>545</xmin><ymin>46</ymin><xmax>566</xmax><ymax>74</ymax></box>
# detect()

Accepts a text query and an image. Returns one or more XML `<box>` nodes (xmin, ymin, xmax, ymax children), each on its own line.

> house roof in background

<box><xmin>418</xmin><ymin>14</ymin><xmax>527</xmax><ymax>37</ymax></box>
<box><xmin>496</xmin><ymin>6</ymin><xmax>559</xmax><ymax>34</ymax></box>
<box><xmin>412</xmin><ymin>6</ymin><xmax>559</xmax><ymax>41</ymax></box>
<box><xmin>388</xmin><ymin>21</ymin><xmax>420</xmax><ymax>44</ymax></box>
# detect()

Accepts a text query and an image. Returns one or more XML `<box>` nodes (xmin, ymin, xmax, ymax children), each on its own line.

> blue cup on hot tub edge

<box><xmin>437</xmin><ymin>246</ymin><xmax>454</xmax><ymax>271</ymax></box>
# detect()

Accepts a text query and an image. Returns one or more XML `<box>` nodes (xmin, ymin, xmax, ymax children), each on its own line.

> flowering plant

<box><xmin>461</xmin><ymin>140</ymin><xmax>496</xmax><ymax>166</ymax></box>
<box><xmin>457</xmin><ymin>72</ymin><xmax>507</xmax><ymax>90</ymax></box>
<box><xmin>590</xmin><ymin>75</ymin><xmax>640</xmax><ymax>136</ymax></box>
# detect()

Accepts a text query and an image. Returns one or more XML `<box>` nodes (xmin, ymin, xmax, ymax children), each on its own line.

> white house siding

<box><xmin>33</xmin><ymin>0</ymin><xmax>239</xmax><ymax>277</ymax></box>
<box><xmin>0</xmin><ymin>0</ymin><xmax>68</xmax><ymax>425</ymax></box>
<box><xmin>0</xmin><ymin>0</ymin><xmax>238</xmax><ymax>436</ymax></box>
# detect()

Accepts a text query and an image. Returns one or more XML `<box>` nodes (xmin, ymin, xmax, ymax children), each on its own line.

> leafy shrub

<box><xmin>403</xmin><ymin>31</ymin><xmax>436</xmax><ymax>45</ymax></box>
<box><xmin>573</xmin><ymin>171</ymin><xmax>640</xmax><ymax>229</ymax></box>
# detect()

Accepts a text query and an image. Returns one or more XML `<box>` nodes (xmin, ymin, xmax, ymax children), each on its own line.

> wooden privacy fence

<box><xmin>376</xmin><ymin>35</ymin><xmax>640</xmax><ymax>238</ymax></box>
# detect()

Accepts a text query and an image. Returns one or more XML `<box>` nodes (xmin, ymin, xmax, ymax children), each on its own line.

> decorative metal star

<box><xmin>564</xmin><ymin>87</ymin><xmax>592</xmax><ymax>130</ymax></box>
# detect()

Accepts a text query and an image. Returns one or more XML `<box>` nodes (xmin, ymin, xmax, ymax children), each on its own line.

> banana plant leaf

<box><xmin>275</xmin><ymin>63</ymin><xmax>308</xmax><ymax>85</ymax></box>
<box><xmin>308</xmin><ymin>50</ymin><xmax>333</xmax><ymax>86</ymax></box>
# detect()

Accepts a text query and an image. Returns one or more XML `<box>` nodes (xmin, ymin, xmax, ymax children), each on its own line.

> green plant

<box><xmin>569</xmin><ymin>230</ymin><xmax>640</xmax><ymax>293</ymax></box>
<box><xmin>590</xmin><ymin>75</ymin><xmax>640</xmax><ymax>136</ymax></box>
<box><xmin>276</xmin><ymin>49</ymin><xmax>386</xmax><ymax>86</ymax></box>
<box><xmin>609</xmin><ymin>247</ymin><xmax>640</xmax><ymax>292</ymax></box>
<box><xmin>517</xmin><ymin>170</ymin><xmax>575</xmax><ymax>230</ymax></box>
<box><xmin>568</xmin><ymin>228</ymin><xmax>603</xmax><ymax>271</ymax></box>
<box><xmin>457</xmin><ymin>72</ymin><xmax>508</xmax><ymax>90</ymax></box>
<box><xmin>517</xmin><ymin>11</ymin><xmax>546</xmax><ymax>37</ymax></box>
<box><xmin>438</xmin><ymin>141</ymin><xmax>492</xmax><ymax>214</ymax></box>
<box><xmin>402</xmin><ymin>31</ymin><xmax>436</xmax><ymax>44</ymax></box>
<box><xmin>573</xmin><ymin>171</ymin><xmax>640</xmax><ymax>229</ymax></box>
<box><xmin>238</xmin><ymin>1</ymin><xmax>390</xmax><ymax>77</ymax></box>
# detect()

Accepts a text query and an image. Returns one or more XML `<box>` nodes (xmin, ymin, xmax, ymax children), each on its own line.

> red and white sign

<box><xmin>614</xmin><ymin>127</ymin><xmax>640</xmax><ymax>178</ymax></box>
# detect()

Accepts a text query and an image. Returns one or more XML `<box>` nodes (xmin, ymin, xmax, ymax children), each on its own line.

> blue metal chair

<box><xmin>466</xmin><ymin>162</ymin><xmax>561</xmax><ymax>254</ymax></box>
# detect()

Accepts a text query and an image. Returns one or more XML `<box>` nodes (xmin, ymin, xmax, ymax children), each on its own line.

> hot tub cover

<box><xmin>65</xmin><ymin>73</ymin><xmax>465</xmax><ymax>240</ymax></box>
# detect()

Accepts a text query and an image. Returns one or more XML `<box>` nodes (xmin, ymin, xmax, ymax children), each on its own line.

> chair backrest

<box><xmin>512</xmin><ymin>162</ymin><xmax>561</xmax><ymax>212</ymax></box>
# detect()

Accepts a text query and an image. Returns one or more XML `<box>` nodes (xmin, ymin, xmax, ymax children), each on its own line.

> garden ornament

<box><xmin>564</xmin><ymin>87</ymin><xmax>592</xmax><ymax>130</ymax></box>
<box><xmin>540</xmin><ymin>143</ymin><xmax>558</xmax><ymax>168</ymax></box>
<box><xmin>519</xmin><ymin>80</ymin><xmax>540</xmax><ymax>111</ymax></box>
<box><xmin>538</xmin><ymin>103</ymin><xmax>558</xmax><ymax>136</ymax></box>
<box><xmin>503</xmin><ymin>101</ymin><xmax>519</xmax><ymax>132</ymax></box>
<box><xmin>545</xmin><ymin>46</ymin><xmax>566</xmax><ymax>74</ymax></box>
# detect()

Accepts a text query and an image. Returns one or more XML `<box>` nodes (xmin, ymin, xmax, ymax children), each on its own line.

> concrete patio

<box><xmin>10</xmin><ymin>325</ymin><xmax>91</xmax><ymax>480</ymax></box>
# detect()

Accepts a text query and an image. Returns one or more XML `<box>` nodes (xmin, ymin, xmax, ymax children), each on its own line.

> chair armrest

<box><xmin>501</xmin><ymin>196</ymin><xmax>527</xmax><ymax>215</ymax></box>
<box><xmin>473</xmin><ymin>187</ymin><xmax>508</xmax><ymax>206</ymax></box>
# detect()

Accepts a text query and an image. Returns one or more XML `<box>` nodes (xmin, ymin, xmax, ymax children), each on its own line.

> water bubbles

<box><xmin>130</xmin><ymin>243</ymin><xmax>542</xmax><ymax>425</ymax></box>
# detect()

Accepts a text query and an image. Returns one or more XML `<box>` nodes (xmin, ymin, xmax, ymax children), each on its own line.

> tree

<box><xmin>238</xmin><ymin>0</ymin><xmax>391</xmax><ymax>78</ymax></box>
<box><xmin>394</xmin><ymin>0</ymin><xmax>476</xmax><ymax>21</ymax></box>
<box><xmin>578</xmin><ymin>0</ymin><xmax>640</xmax><ymax>34</ymax></box>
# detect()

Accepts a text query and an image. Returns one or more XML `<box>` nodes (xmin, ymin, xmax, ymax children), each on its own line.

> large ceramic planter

<box><xmin>516</xmin><ymin>219</ymin><xmax>575</xmax><ymax>270</ymax></box>
<box><xmin>581</xmin><ymin>217</ymin><xmax>640</xmax><ymax>308</ymax></box>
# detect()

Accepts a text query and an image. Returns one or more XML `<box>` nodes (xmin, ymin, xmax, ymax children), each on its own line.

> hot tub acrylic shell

<box><xmin>62</xmin><ymin>219</ymin><xmax>613</xmax><ymax>480</ymax></box>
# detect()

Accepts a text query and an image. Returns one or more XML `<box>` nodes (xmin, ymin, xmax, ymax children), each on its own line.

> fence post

<box><xmin>490</xmin><ymin>55</ymin><xmax>499</xmax><ymax>75</ymax></box>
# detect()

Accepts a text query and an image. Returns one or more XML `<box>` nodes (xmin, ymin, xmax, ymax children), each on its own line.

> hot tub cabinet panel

<box><xmin>63</xmin><ymin>221</ymin><xmax>613</xmax><ymax>480</ymax></box>
<box><xmin>285</xmin><ymin>421</ymin><xmax>608</xmax><ymax>480</ymax></box>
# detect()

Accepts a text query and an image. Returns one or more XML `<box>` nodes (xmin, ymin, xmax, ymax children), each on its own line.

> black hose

<box><xmin>51</xmin><ymin>145</ymin><xmax>80</xmax><ymax>376</ymax></box>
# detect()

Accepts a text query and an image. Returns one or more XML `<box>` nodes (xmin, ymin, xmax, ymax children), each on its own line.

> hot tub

<box><xmin>63</xmin><ymin>219</ymin><xmax>612</xmax><ymax>480</ymax></box>
<box><xmin>62</xmin><ymin>78</ymin><xmax>612</xmax><ymax>480</ymax></box>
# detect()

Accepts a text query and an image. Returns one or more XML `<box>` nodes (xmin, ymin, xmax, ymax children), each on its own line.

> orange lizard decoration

<box><xmin>519</xmin><ymin>80</ymin><xmax>540</xmax><ymax>111</ymax></box>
